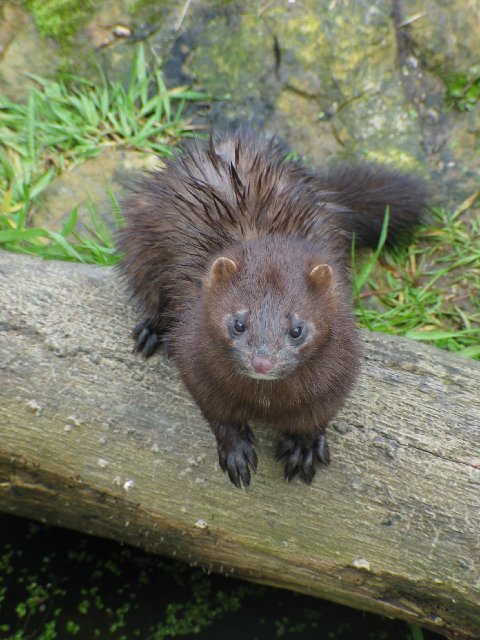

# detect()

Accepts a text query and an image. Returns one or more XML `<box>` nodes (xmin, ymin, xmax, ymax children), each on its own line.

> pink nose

<box><xmin>251</xmin><ymin>355</ymin><xmax>273</xmax><ymax>374</ymax></box>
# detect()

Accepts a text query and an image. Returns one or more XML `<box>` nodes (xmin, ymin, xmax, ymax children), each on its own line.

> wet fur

<box><xmin>118</xmin><ymin>130</ymin><xmax>428</xmax><ymax>488</ymax></box>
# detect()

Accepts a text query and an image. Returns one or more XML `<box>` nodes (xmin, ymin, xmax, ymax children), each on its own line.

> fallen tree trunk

<box><xmin>0</xmin><ymin>250</ymin><xmax>479</xmax><ymax>638</ymax></box>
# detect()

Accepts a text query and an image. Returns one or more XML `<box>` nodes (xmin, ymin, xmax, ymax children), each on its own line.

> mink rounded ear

<box><xmin>308</xmin><ymin>263</ymin><xmax>333</xmax><ymax>289</ymax></box>
<box><xmin>207</xmin><ymin>257</ymin><xmax>238</xmax><ymax>288</ymax></box>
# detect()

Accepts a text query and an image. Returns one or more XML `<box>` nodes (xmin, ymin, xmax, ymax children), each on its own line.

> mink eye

<box><xmin>233</xmin><ymin>318</ymin><xmax>246</xmax><ymax>334</ymax></box>
<box><xmin>228</xmin><ymin>312</ymin><xmax>249</xmax><ymax>338</ymax></box>
<box><xmin>290</xmin><ymin>325</ymin><xmax>303</xmax><ymax>339</ymax></box>
<box><xmin>288</xmin><ymin>322</ymin><xmax>308</xmax><ymax>345</ymax></box>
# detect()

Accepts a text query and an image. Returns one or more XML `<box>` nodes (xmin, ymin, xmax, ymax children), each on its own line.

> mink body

<box><xmin>119</xmin><ymin>130</ymin><xmax>428</xmax><ymax>488</ymax></box>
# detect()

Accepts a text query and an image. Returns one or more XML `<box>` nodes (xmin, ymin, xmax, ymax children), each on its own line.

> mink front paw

<box><xmin>214</xmin><ymin>423</ymin><xmax>258</xmax><ymax>489</ymax></box>
<box><xmin>276</xmin><ymin>430</ymin><xmax>330</xmax><ymax>484</ymax></box>
<box><xmin>132</xmin><ymin>319</ymin><xmax>161</xmax><ymax>358</ymax></box>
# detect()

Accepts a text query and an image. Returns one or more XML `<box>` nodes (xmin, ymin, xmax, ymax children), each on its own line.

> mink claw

<box><xmin>216</xmin><ymin>424</ymin><xmax>258</xmax><ymax>489</ymax></box>
<box><xmin>132</xmin><ymin>320</ymin><xmax>160</xmax><ymax>358</ymax></box>
<box><xmin>277</xmin><ymin>430</ymin><xmax>330</xmax><ymax>485</ymax></box>
<box><xmin>315</xmin><ymin>431</ymin><xmax>331</xmax><ymax>466</ymax></box>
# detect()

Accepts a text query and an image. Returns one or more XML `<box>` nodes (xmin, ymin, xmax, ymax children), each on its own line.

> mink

<box><xmin>118</xmin><ymin>130</ymin><xmax>428</xmax><ymax>488</ymax></box>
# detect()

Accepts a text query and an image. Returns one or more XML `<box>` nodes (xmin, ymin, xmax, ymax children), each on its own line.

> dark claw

<box><xmin>143</xmin><ymin>333</ymin><xmax>159</xmax><ymax>358</ymax></box>
<box><xmin>316</xmin><ymin>431</ymin><xmax>331</xmax><ymax>466</ymax></box>
<box><xmin>132</xmin><ymin>320</ymin><xmax>148</xmax><ymax>340</ymax></box>
<box><xmin>276</xmin><ymin>430</ymin><xmax>330</xmax><ymax>485</ymax></box>
<box><xmin>132</xmin><ymin>320</ymin><xmax>160</xmax><ymax>358</ymax></box>
<box><xmin>215</xmin><ymin>423</ymin><xmax>257</xmax><ymax>489</ymax></box>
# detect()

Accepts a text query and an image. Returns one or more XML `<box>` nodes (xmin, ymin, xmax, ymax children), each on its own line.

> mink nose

<box><xmin>251</xmin><ymin>355</ymin><xmax>273</xmax><ymax>374</ymax></box>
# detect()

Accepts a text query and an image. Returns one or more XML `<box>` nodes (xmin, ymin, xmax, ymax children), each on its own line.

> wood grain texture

<box><xmin>0</xmin><ymin>250</ymin><xmax>479</xmax><ymax>638</ymax></box>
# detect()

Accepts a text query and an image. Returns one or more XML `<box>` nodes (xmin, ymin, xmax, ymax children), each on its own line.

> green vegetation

<box><xmin>0</xmin><ymin>518</ymin><xmax>256</xmax><ymax>639</ymax></box>
<box><xmin>353</xmin><ymin>203</ymin><xmax>480</xmax><ymax>358</ymax></box>
<box><xmin>25</xmin><ymin>0</ymin><xmax>96</xmax><ymax>41</ymax></box>
<box><xmin>443</xmin><ymin>67</ymin><xmax>480</xmax><ymax>111</ymax></box>
<box><xmin>0</xmin><ymin>45</ymin><xmax>205</xmax><ymax>264</ymax></box>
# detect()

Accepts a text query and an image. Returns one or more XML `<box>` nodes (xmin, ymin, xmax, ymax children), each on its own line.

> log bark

<box><xmin>1</xmin><ymin>250</ymin><xmax>479</xmax><ymax>638</ymax></box>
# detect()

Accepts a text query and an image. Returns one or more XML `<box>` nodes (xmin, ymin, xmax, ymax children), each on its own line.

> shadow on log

<box><xmin>0</xmin><ymin>251</ymin><xmax>479</xmax><ymax>638</ymax></box>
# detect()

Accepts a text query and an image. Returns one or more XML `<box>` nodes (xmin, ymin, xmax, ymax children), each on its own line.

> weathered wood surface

<box><xmin>0</xmin><ymin>250</ymin><xmax>479</xmax><ymax>638</ymax></box>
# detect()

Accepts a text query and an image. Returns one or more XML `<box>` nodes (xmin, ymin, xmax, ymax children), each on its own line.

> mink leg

<box><xmin>132</xmin><ymin>318</ymin><xmax>170</xmax><ymax>358</ymax></box>
<box><xmin>210</xmin><ymin>421</ymin><xmax>258</xmax><ymax>489</ymax></box>
<box><xmin>276</xmin><ymin>429</ymin><xmax>330</xmax><ymax>484</ymax></box>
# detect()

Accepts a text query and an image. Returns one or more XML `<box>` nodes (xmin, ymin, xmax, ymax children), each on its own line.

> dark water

<box><xmin>0</xmin><ymin>514</ymin><xmax>442</xmax><ymax>640</ymax></box>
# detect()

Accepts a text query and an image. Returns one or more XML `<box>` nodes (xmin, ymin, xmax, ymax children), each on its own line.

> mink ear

<box><xmin>308</xmin><ymin>263</ymin><xmax>333</xmax><ymax>290</ymax></box>
<box><xmin>207</xmin><ymin>257</ymin><xmax>238</xmax><ymax>287</ymax></box>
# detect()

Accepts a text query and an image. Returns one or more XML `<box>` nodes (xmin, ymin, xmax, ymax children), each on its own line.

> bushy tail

<box><xmin>314</xmin><ymin>164</ymin><xmax>430</xmax><ymax>248</ymax></box>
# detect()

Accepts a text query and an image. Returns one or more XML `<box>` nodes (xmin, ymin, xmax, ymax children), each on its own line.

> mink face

<box><xmin>203</xmin><ymin>237</ymin><xmax>337</xmax><ymax>382</ymax></box>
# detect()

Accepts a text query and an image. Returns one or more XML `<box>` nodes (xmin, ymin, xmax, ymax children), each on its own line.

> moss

<box><xmin>190</xmin><ymin>13</ymin><xmax>268</xmax><ymax>100</ymax></box>
<box><xmin>25</xmin><ymin>0</ymin><xmax>96</xmax><ymax>41</ymax></box>
<box><xmin>442</xmin><ymin>67</ymin><xmax>480</xmax><ymax>111</ymax></box>
<box><xmin>125</xmin><ymin>0</ymin><xmax>171</xmax><ymax>13</ymax></box>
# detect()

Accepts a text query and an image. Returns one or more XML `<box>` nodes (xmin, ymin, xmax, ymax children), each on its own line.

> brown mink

<box><xmin>118</xmin><ymin>130</ymin><xmax>428</xmax><ymax>488</ymax></box>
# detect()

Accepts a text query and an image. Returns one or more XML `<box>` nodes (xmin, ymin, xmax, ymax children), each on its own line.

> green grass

<box><xmin>0</xmin><ymin>44</ymin><xmax>205</xmax><ymax>264</ymax></box>
<box><xmin>0</xmin><ymin>47</ymin><xmax>479</xmax><ymax>358</ymax></box>
<box><xmin>352</xmin><ymin>203</ymin><xmax>480</xmax><ymax>358</ymax></box>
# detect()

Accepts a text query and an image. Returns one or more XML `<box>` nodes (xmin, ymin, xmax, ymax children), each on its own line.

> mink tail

<box><xmin>314</xmin><ymin>164</ymin><xmax>429</xmax><ymax>248</ymax></box>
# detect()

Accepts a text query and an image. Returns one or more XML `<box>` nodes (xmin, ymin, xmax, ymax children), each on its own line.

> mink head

<box><xmin>203</xmin><ymin>237</ymin><xmax>339</xmax><ymax>380</ymax></box>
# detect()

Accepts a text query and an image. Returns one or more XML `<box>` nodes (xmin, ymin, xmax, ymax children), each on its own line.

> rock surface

<box><xmin>1</xmin><ymin>0</ymin><xmax>479</xmax><ymax>223</ymax></box>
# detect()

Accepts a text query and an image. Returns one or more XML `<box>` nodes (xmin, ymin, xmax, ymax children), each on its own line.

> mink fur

<box><xmin>118</xmin><ymin>130</ymin><xmax>429</xmax><ymax>488</ymax></box>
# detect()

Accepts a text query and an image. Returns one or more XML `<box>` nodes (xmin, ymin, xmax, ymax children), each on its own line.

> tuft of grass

<box><xmin>353</xmin><ymin>203</ymin><xmax>480</xmax><ymax>358</ymax></box>
<box><xmin>0</xmin><ymin>44</ymin><xmax>206</xmax><ymax>264</ymax></box>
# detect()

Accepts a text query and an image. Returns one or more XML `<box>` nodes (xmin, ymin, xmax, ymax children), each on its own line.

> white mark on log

<box><xmin>187</xmin><ymin>454</ymin><xmax>207</xmax><ymax>467</ymax></box>
<box><xmin>25</xmin><ymin>399</ymin><xmax>44</xmax><ymax>415</ymax></box>
<box><xmin>151</xmin><ymin>443</ymin><xmax>160</xmax><ymax>453</ymax></box>
<box><xmin>352</xmin><ymin>558</ymin><xmax>371</xmax><ymax>571</ymax></box>
<box><xmin>123</xmin><ymin>479</ymin><xmax>135</xmax><ymax>492</ymax></box>
<box><xmin>428</xmin><ymin>527</ymin><xmax>441</xmax><ymax>559</ymax></box>
<box><xmin>350</xmin><ymin>476</ymin><xmax>362</xmax><ymax>490</ymax></box>
<box><xmin>67</xmin><ymin>416</ymin><xmax>82</xmax><ymax>428</ymax></box>
<box><xmin>97</xmin><ymin>458</ymin><xmax>108</xmax><ymax>468</ymax></box>
<box><xmin>113</xmin><ymin>476</ymin><xmax>122</xmax><ymax>486</ymax></box>
<box><xmin>194</xmin><ymin>519</ymin><xmax>208</xmax><ymax>529</ymax></box>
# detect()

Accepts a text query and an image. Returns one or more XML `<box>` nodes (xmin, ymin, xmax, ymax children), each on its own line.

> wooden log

<box><xmin>0</xmin><ymin>250</ymin><xmax>479</xmax><ymax>638</ymax></box>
